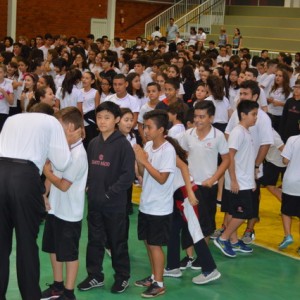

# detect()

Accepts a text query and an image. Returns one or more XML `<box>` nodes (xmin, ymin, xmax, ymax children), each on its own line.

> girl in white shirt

<box><xmin>228</xmin><ymin>68</ymin><xmax>240</xmax><ymax>109</ymax></box>
<box><xmin>81</xmin><ymin>71</ymin><xmax>100</xmax><ymax>149</ymax></box>
<box><xmin>126</xmin><ymin>72</ymin><xmax>147</xmax><ymax>108</ymax></box>
<box><xmin>99</xmin><ymin>77</ymin><xmax>113</xmax><ymax>103</ymax></box>
<box><xmin>267</xmin><ymin>69</ymin><xmax>292</xmax><ymax>132</ymax></box>
<box><xmin>20</xmin><ymin>72</ymin><xmax>38</xmax><ymax>112</ymax></box>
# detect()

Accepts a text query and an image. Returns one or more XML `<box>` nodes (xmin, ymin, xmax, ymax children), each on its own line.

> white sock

<box><xmin>155</xmin><ymin>281</ymin><xmax>163</xmax><ymax>288</ymax></box>
<box><xmin>151</xmin><ymin>274</ymin><xmax>154</xmax><ymax>280</ymax></box>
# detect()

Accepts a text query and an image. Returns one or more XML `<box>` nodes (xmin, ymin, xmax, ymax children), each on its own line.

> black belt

<box><xmin>0</xmin><ymin>157</ymin><xmax>34</xmax><ymax>165</ymax></box>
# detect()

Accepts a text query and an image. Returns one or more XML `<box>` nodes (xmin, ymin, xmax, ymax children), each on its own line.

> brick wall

<box><xmin>0</xmin><ymin>1</ymin><xmax>8</xmax><ymax>40</ymax></box>
<box><xmin>1</xmin><ymin>0</ymin><xmax>169</xmax><ymax>42</ymax></box>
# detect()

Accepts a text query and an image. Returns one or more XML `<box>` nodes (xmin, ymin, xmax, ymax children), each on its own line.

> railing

<box><xmin>144</xmin><ymin>0</ymin><xmax>203</xmax><ymax>39</ymax></box>
<box><xmin>177</xmin><ymin>0</ymin><xmax>225</xmax><ymax>39</ymax></box>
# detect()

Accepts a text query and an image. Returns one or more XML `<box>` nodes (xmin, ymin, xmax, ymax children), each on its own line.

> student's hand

<box><xmin>230</xmin><ymin>180</ymin><xmax>239</xmax><ymax>194</ymax></box>
<box><xmin>202</xmin><ymin>178</ymin><xmax>214</xmax><ymax>188</ymax></box>
<box><xmin>187</xmin><ymin>190</ymin><xmax>199</xmax><ymax>206</ymax></box>
<box><xmin>255</xmin><ymin>167</ymin><xmax>260</xmax><ymax>180</ymax></box>
<box><xmin>43</xmin><ymin>160</ymin><xmax>52</xmax><ymax>176</ymax></box>
<box><xmin>267</xmin><ymin>97</ymin><xmax>274</xmax><ymax>104</ymax></box>
<box><xmin>133</xmin><ymin>144</ymin><xmax>148</xmax><ymax>165</ymax></box>
<box><xmin>66</xmin><ymin>127</ymin><xmax>83</xmax><ymax>145</ymax></box>
<box><xmin>137</xmin><ymin>175</ymin><xmax>143</xmax><ymax>185</ymax></box>
<box><xmin>43</xmin><ymin>194</ymin><xmax>51</xmax><ymax>211</ymax></box>
<box><xmin>272</xmin><ymin>100</ymin><xmax>281</xmax><ymax>107</ymax></box>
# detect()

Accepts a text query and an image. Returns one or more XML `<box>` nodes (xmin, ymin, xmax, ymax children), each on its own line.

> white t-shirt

<box><xmin>0</xmin><ymin>79</ymin><xmax>14</xmax><ymax>114</ymax></box>
<box><xmin>126</xmin><ymin>133</ymin><xmax>137</xmax><ymax>147</ymax></box>
<box><xmin>151</xmin><ymin>31</ymin><xmax>162</xmax><ymax>40</ymax></box>
<box><xmin>205</xmin><ymin>95</ymin><xmax>230</xmax><ymax>124</ymax></box>
<box><xmin>282</xmin><ymin>135</ymin><xmax>300</xmax><ymax>196</ymax></box>
<box><xmin>177</xmin><ymin>126</ymin><xmax>229</xmax><ymax>185</ymax></box>
<box><xmin>268</xmin><ymin>88</ymin><xmax>292</xmax><ymax>116</ymax></box>
<box><xmin>138</xmin><ymin>102</ymin><xmax>155</xmax><ymax>124</ymax></box>
<box><xmin>82</xmin><ymin>88</ymin><xmax>98</xmax><ymax>126</ymax></box>
<box><xmin>266</xmin><ymin>129</ymin><xmax>285</xmax><ymax>168</ymax></box>
<box><xmin>139</xmin><ymin>141</ymin><xmax>176</xmax><ymax>216</ymax></box>
<box><xmin>105</xmin><ymin>93</ymin><xmax>140</xmax><ymax>113</ymax></box>
<box><xmin>140</xmin><ymin>72</ymin><xmax>153</xmax><ymax>94</ymax></box>
<box><xmin>217</xmin><ymin>55</ymin><xmax>230</xmax><ymax>64</ymax></box>
<box><xmin>260</xmin><ymin>74</ymin><xmax>275</xmax><ymax>96</ymax></box>
<box><xmin>100</xmin><ymin>92</ymin><xmax>112</xmax><ymax>103</ymax></box>
<box><xmin>225</xmin><ymin>124</ymin><xmax>256</xmax><ymax>190</ymax></box>
<box><xmin>225</xmin><ymin>109</ymin><xmax>274</xmax><ymax>178</ymax></box>
<box><xmin>196</xmin><ymin>32</ymin><xmax>206</xmax><ymax>42</ymax></box>
<box><xmin>168</xmin><ymin>123</ymin><xmax>185</xmax><ymax>138</ymax></box>
<box><xmin>49</xmin><ymin>140</ymin><xmax>88</xmax><ymax>222</ymax></box>
<box><xmin>54</xmin><ymin>74</ymin><xmax>66</xmax><ymax>90</ymax></box>
<box><xmin>0</xmin><ymin>113</ymin><xmax>71</xmax><ymax>174</ymax></box>
<box><xmin>56</xmin><ymin>86</ymin><xmax>83</xmax><ymax>109</ymax></box>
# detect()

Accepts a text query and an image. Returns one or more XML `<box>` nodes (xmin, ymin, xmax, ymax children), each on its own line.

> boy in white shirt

<box><xmin>105</xmin><ymin>74</ymin><xmax>140</xmax><ymax>128</ymax></box>
<box><xmin>214</xmin><ymin>100</ymin><xmax>259</xmax><ymax>258</ymax></box>
<box><xmin>260</xmin><ymin>59</ymin><xmax>277</xmax><ymax>97</ymax></box>
<box><xmin>41</xmin><ymin>107</ymin><xmax>88</xmax><ymax>300</ymax></box>
<box><xmin>134</xmin><ymin>110</ymin><xmax>176</xmax><ymax>298</ymax></box>
<box><xmin>279</xmin><ymin>126</ymin><xmax>300</xmax><ymax>253</ymax></box>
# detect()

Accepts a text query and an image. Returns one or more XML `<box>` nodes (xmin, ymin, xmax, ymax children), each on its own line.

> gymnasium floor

<box><xmin>7</xmin><ymin>187</ymin><xmax>300</xmax><ymax>300</ymax></box>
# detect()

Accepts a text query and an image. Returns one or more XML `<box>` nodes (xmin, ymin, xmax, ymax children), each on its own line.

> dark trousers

<box><xmin>86</xmin><ymin>209</ymin><xmax>130</xmax><ymax>281</ymax></box>
<box><xmin>0</xmin><ymin>114</ymin><xmax>8</xmax><ymax>133</ymax></box>
<box><xmin>166</xmin><ymin>187</ymin><xmax>216</xmax><ymax>272</ymax></box>
<box><xmin>0</xmin><ymin>158</ymin><xmax>45</xmax><ymax>300</ymax></box>
<box><xmin>166</xmin><ymin>208</ymin><xmax>216</xmax><ymax>272</ymax></box>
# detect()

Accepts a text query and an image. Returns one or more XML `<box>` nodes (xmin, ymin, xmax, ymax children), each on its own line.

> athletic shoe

<box><xmin>111</xmin><ymin>279</ymin><xmax>129</xmax><ymax>293</ymax></box>
<box><xmin>191</xmin><ymin>258</ymin><xmax>202</xmax><ymax>270</ymax></box>
<box><xmin>135</xmin><ymin>276</ymin><xmax>153</xmax><ymax>287</ymax></box>
<box><xmin>141</xmin><ymin>282</ymin><xmax>165</xmax><ymax>298</ymax></box>
<box><xmin>163</xmin><ymin>268</ymin><xmax>182</xmax><ymax>278</ymax></box>
<box><xmin>179</xmin><ymin>256</ymin><xmax>193</xmax><ymax>270</ymax></box>
<box><xmin>192</xmin><ymin>269</ymin><xmax>221</xmax><ymax>285</ymax></box>
<box><xmin>210</xmin><ymin>227</ymin><xmax>225</xmax><ymax>240</ymax></box>
<box><xmin>77</xmin><ymin>276</ymin><xmax>104</xmax><ymax>291</ymax></box>
<box><xmin>41</xmin><ymin>283</ymin><xmax>64</xmax><ymax>300</ymax></box>
<box><xmin>241</xmin><ymin>230</ymin><xmax>255</xmax><ymax>244</ymax></box>
<box><xmin>214</xmin><ymin>237</ymin><xmax>236</xmax><ymax>258</ymax></box>
<box><xmin>231</xmin><ymin>240</ymin><xmax>253</xmax><ymax>253</ymax></box>
<box><xmin>278</xmin><ymin>235</ymin><xmax>294</xmax><ymax>250</ymax></box>
<box><xmin>56</xmin><ymin>295</ymin><xmax>76</xmax><ymax>300</ymax></box>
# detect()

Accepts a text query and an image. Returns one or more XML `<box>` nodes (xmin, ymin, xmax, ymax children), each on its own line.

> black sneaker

<box><xmin>180</xmin><ymin>256</ymin><xmax>194</xmax><ymax>270</ymax></box>
<box><xmin>111</xmin><ymin>279</ymin><xmax>129</xmax><ymax>293</ymax></box>
<box><xmin>141</xmin><ymin>282</ymin><xmax>165</xmax><ymax>298</ymax></box>
<box><xmin>191</xmin><ymin>258</ymin><xmax>202</xmax><ymax>270</ymax></box>
<box><xmin>77</xmin><ymin>276</ymin><xmax>104</xmax><ymax>291</ymax></box>
<box><xmin>135</xmin><ymin>276</ymin><xmax>153</xmax><ymax>287</ymax></box>
<box><xmin>41</xmin><ymin>283</ymin><xmax>64</xmax><ymax>300</ymax></box>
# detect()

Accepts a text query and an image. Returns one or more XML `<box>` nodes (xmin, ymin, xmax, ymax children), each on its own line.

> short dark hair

<box><xmin>165</xmin><ymin>78</ymin><xmax>180</xmax><ymax>90</ymax></box>
<box><xmin>143</xmin><ymin>109</ymin><xmax>169</xmax><ymax>132</ymax></box>
<box><xmin>194</xmin><ymin>100</ymin><xmax>215</xmax><ymax>117</ymax></box>
<box><xmin>237</xmin><ymin>100</ymin><xmax>259</xmax><ymax>121</ymax></box>
<box><xmin>245</xmin><ymin>67</ymin><xmax>258</xmax><ymax>78</ymax></box>
<box><xmin>55</xmin><ymin>106</ymin><xmax>84</xmax><ymax>130</ymax></box>
<box><xmin>96</xmin><ymin>101</ymin><xmax>121</xmax><ymax>118</ymax></box>
<box><xmin>113</xmin><ymin>73</ymin><xmax>126</xmax><ymax>81</ymax></box>
<box><xmin>240</xmin><ymin>80</ymin><xmax>260</xmax><ymax>99</ymax></box>
<box><xmin>168</xmin><ymin>102</ymin><xmax>185</xmax><ymax>123</ymax></box>
<box><xmin>147</xmin><ymin>82</ymin><xmax>161</xmax><ymax>91</ymax></box>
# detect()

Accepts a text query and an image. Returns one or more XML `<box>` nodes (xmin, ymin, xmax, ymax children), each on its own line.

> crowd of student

<box><xmin>0</xmin><ymin>29</ymin><xmax>300</xmax><ymax>300</ymax></box>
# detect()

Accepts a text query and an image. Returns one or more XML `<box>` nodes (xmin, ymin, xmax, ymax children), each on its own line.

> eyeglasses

<box><xmin>101</xmin><ymin>83</ymin><xmax>109</xmax><ymax>86</ymax></box>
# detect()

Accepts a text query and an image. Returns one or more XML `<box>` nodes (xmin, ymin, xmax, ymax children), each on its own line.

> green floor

<box><xmin>7</xmin><ymin>206</ymin><xmax>300</xmax><ymax>300</ymax></box>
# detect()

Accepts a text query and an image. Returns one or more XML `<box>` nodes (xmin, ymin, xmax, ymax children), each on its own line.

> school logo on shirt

<box><xmin>91</xmin><ymin>153</ymin><xmax>110</xmax><ymax>167</ymax></box>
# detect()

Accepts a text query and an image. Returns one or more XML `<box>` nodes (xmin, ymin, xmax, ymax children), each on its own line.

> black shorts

<box><xmin>42</xmin><ymin>214</ymin><xmax>82</xmax><ymax>262</ymax></box>
<box><xmin>228</xmin><ymin>189</ymin><xmax>253</xmax><ymax>219</ymax></box>
<box><xmin>281</xmin><ymin>193</ymin><xmax>300</xmax><ymax>218</ymax></box>
<box><xmin>261</xmin><ymin>161</ymin><xmax>286</xmax><ymax>186</ymax></box>
<box><xmin>138</xmin><ymin>211</ymin><xmax>172</xmax><ymax>246</ymax></box>
<box><xmin>251</xmin><ymin>179</ymin><xmax>261</xmax><ymax>219</ymax></box>
<box><xmin>221</xmin><ymin>187</ymin><xmax>230</xmax><ymax>213</ymax></box>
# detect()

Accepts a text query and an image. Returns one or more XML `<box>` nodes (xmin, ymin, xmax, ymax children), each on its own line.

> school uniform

<box><xmin>0</xmin><ymin>113</ymin><xmax>71</xmax><ymax>300</ymax></box>
<box><xmin>0</xmin><ymin>78</ymin><xmax>13</xmax><ymax>131</ymax></box>
<box><xmin>224</xmin><ymin>124</ymin><xmax>256</xmax><ymax>219</ymax></box>
<box><xmin>138</xmin><ymin>141</ymin><xmax>176</xmax><ymax>245</ymax></box>
<box><xmin>281</xmin><ymin>135</ymin><xmax>300</xmax><ymax>217</ymax></box>
<box><xmin>177</xmin><ymin>126</ymin><xmax>229</xmax><ymax>233</ymax></box>
<box><xmin>104</xmin><ymin>93</ymin><xmax>140</xmax><ymax>114</ymax></box>
<box><xmin>56</xmin><ymin>85</ymin><xmax>83</xmax><ymax>109</ymax></box>
<box><xmin>42</xmin><ymin>139</ymin><xmax>88</xmax><ymax>262</ymax></box>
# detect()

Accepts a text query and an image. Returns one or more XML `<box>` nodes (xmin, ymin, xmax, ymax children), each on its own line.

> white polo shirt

<box><xmin>266</xmin><ymin>129</ymin><xmax>285</xmax><ymax>168</ymax></box>
<box><xmin>105</xmin><ymin>93</ymin><xmax>140</xmax><ymax>113</ymax></box>
<box><xmin>56</xmin><ymin>86</ymin><xmax>83</xmax><ymax>109</ymax></box>
<box><xmin>49</xmin><ymin>140</ymin><xmax>88</xmax><ymax>222</ymax></box>
<box><xmin>225</xmin><ymin>108</ymin><xmax>274</xmax><ymax>178</ymax></box>
<box><xmin>0</xmin><ymin>113</ymin><xmax>71</xmax><ymax>174</ymax></box>
<box><xmin>177</xmin><ymin>126</ymin><xmax>229</xmax><ymax>185</ymax></box>
<box><xmin>139</xmin><ymin>141</ymin><xmax>176</xmax><ymax>216</ymax></box>
<box><xmin>168</xmin><ymin>123</ymin><xmax>185</xmax><ymax>138</ymax></box>
<box><xmin>0</xmin><ymin>78</ymin><xmax>13</xmax><ymax>114</ymax></box>
<box><xmin>281</xmin><ymin>135</ymin><xmax>300</xmax><ymax>196</ymax></box>
<box><xmin>225</xmin><ymin>124</ymin><xmax>256</xmax><ymax>190</ymax></box>
<box><xmin>205</xmin><ymin>95</ymin><xmax>230</xmax><ymax>124</ymax></box>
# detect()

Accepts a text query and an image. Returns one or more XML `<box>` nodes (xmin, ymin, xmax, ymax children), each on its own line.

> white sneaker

<box><xmin>192</xmin><ymin>269</ymin><xmax>221</xmax><ymax>285</ymax></box>
<box><xmin>163</xmin><ymin>268</ymin><xmax>182</xmax><ymax>278</ymax></box>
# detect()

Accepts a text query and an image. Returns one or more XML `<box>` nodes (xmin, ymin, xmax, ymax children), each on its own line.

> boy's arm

<box><xmin>134</xmin><ymin>144</ymin><xmax>170</xmax><ymax>185</ymax></box>
<box><xmin>228</xmin><ymin>148</ymin><xmax>239</xmax><ymax>193</ymax></box>
<box><xmin>43</xmin><ymin>161</ymin><xmax>72</xmax><ymax>192</ymax></box>
<box><xmin>202</xmin><ymin>152</ymin><xmax>230</xmax><ymax>187</ymax></box>
<box><xmin>176</xmin><ymin>156</ymin><xmax>198</xmax><ymax>206</ymax></box>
